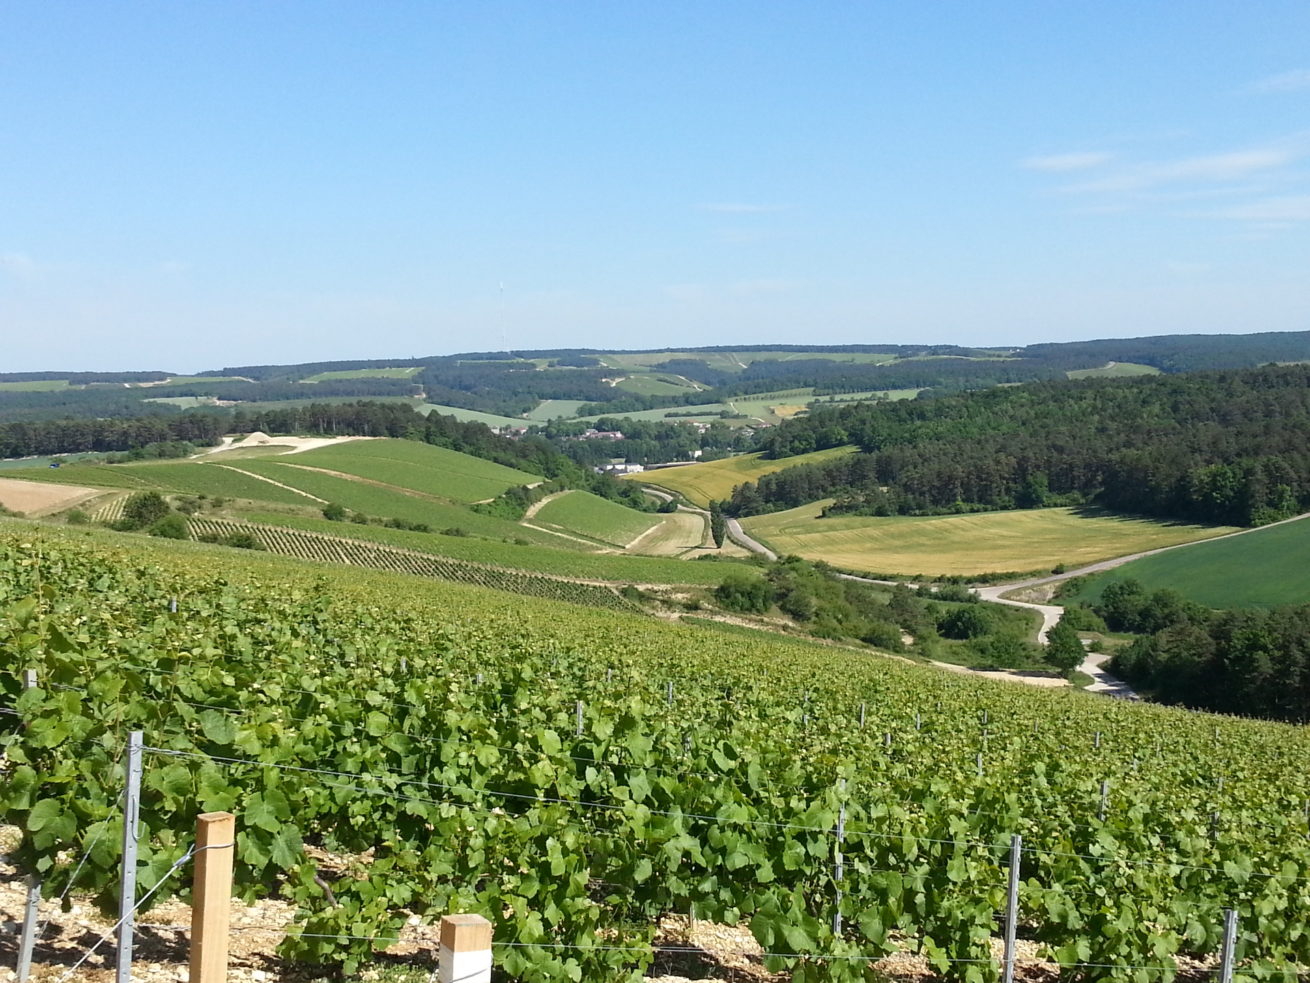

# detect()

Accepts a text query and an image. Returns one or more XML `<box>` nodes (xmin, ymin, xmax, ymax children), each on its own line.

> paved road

<box><xmin>726</xmin><ymin>518</ymin><xmax>777</xmax><ymax>560</ymax></box>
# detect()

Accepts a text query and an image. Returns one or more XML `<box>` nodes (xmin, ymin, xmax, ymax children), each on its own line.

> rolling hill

<box><xmin>1062</xmin><ymin>515</ymin><xmax>1310</xmax><ymax>610</ymax></box>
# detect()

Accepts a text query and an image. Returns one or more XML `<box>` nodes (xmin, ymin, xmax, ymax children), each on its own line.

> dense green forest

<box><xmin>725</xmin><ymin>365</ymin><xmax>1310</xmax><ymax>527</ymax></box>
<box><xmin>0</xmin><ymin>413</ymin><xmax>228</xmax><ymax>458</ymax></box>
<box><xmin>0</xmin><ymin>377</ymin><xmax>418</xmax><ymax>422</ymax></box>
<box><xmin>1069</xmin><ymin>580</ymin><xmax>1310</xmax><ymax>721</ymax></box>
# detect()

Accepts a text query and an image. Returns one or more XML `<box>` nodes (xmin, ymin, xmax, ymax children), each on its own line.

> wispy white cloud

<box><xmin>1066</xmin><ymin>148</ymin><xmax>1293</xmax><ymax>193</ymax></box>
<box><xmin>1020</xmin><ymin>151</ymin><xmax>1112</xmax><ymax>172</ymax></box>
<box><xmin>1212</xmin><ymin>195</ymin><xmax>1310</xmax><ymax>223</ymax></box>
<box><xmin>0</xmin><ymin>251</ymin><xmax>37</xmax><ymax>278</ymax></box>
<box><xmin>1248</xmin><ymin>69</ymin><xmax>1310</xmax><ymax>93</ymax></box>
<box><xmin>698</xmin><ymin>202</ymin><xmax>786</xmax><ymax>214</ymax></box>
<box><xmin>730</xmin><ymin>278</ymin><xmax>801</xmax><ymax>296</ymax></box>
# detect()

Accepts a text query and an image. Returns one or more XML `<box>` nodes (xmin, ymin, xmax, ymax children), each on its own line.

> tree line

<box><xmin>1071</xmin><ymin>580</ymin><xmax>1310</xmax><ymax>721</ymax></box>
<box><xmin>0</xmin><ymin>414</ymin><xmax>228</xmax><ymax>458</ymax></box>
<box><xmin>0</xmin><ymin>378</ymin><xmax>418</xmax><ymax>422</ymax></box>
<box><xmin>725</xmin><ymin>365</ymin><xmax>1310</xmax><ymax>528</ymax></box>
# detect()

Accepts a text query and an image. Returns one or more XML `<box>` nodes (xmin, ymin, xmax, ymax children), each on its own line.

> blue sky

<box><xmin>3</xmin><ymin>2</ymin><xmax>1309</xmax><ymax>371</ymax></box>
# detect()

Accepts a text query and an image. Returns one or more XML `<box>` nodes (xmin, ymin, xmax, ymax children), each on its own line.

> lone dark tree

<box><xmin>1045</xmin><ymin>615</ymin><xmax>1086</xmax><ymax>677</ymax></box>
<box><xmin>118</xmin><ymin>491</ymin><xmax>170</xmax><ymax>531</ymax></box>
<box><xmin>709</xmin><ymin>500</ymin><xmax>727</xmax><ymax>549</ymax></box>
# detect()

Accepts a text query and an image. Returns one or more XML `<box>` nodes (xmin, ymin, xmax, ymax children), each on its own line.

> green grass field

<box><xmin>743</xmin><ymin>504</ymin><xmax>1238</xmax><ymax>578</ymax></box>
<box><xmin>142</xmin><ymin>396</ymin><xmax>218</xmax><ymax>407</ymax></box>
<box><xmin>0</xmin><ymin>453</ymin><xmax>101</xmax><ymax>470</ymax></box>
<box><xmin>1062</xmin><ymin>517</ymin><xmax>1310</xmax><ymax>609</ymax></box>
<box><xmin>727</xmin><ymin>396</ymin><xmax>809</xmax><ymax>424</ymax></box>
<box><xmin>155</xmin><ymin>375</ymin><xmax>250</xmax><ymax>384</ymax></box>
<box><xmin>1066</xmin><ymin>362</ymin><xmax>1161</xmax><ymax>379</ymax></box>
<box><xmin>302</xmin><ymin>367</ymin><xmax>422</xmax><ymax>382</ymax></box>
<box><xmin>531</xmin><ymin>490</ymin><xmax>664</xmax><ymax>547</ymax></box>
<box><xmin>0</xmin><ymin>460</ymin><xmax>319</xmax><ymax>504</ymax></box>
<box><xmin>0</xmin><ymin>379</ymin><xmax>69</xmax><ymax>391</ymax></box>
<box><xmin>808</xmin><ymin>388</ymin><xmax>922</xmax><ymax>404</ymax></box>
<box><xmin>0</xmin><ymin>464</ymin><xmax>166</xmax><ymax>489</ymax></box>
<box><xmin>418</xmin><ymin>403</ymin><xmax>530</xmax><ymax>428</ymax></box>
<box><xmin>636</xmin><ymin>446</ymin><xmax>857</xmax><ymax>507</ymax></box>
<box><xmin>596</xmin><ymin>350</ymin><xmax>901</xmax><ymax>371</ymax></box>
<box><xmin>287</xmin><ymin>438</ymin><xmax>539</xmax><ymax>502</ymax></box>
<box><xmin>524</xmin><ymin>399</ymin><xmax>591</xmax><ymax>421</ymax></box>
<box><xmin>577</xmin><ymin>403</ymin><xmax>730</xmax><ymax>425</ymax></box>
<box><xmin>229</xmin><ymin>395</ymin><xmax>420</xmax><ymax>413</ymax></box>
<box><xmin>614</xmin><ymin>375</ymin><xmax>697</xmax><ymax>397</ymax></box>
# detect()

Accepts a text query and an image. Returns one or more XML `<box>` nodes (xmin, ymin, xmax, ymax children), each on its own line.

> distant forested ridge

<box><xmin>0</xmin><ymin>378</ymin><xmax>419</xmax><ymax>422</ymax></box>
<box><xmin>1021</xmin><ymin>329</ymin><xmax>1310</xmax><ymax>373</ymax></box>
<box><xmin>0</xmin><ymin>414</ymin><xmax>228</xmax><ymax>458</ymax></box>
<box><xmin>725</xmin><ymin>365</ymin><xmax>1310</xmax><ymax>527</ymax></box>
<box><xmin>0</xmin><ymin>370</ymin><xmax>171</xmax><ymax>384</ymax></box>
<box><xmin>12</xmin><ymin>330</ymin><xmax>1310</xmax><ymax>424</ymax></box>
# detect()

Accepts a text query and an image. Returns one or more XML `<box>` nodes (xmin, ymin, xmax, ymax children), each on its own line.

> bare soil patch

<box><xmin>201</xmin><ymin>434</ymin><xmax>374</xmax><ymax>458</ymax></box>
<box><xmin>0</xmin><ymin>478</ymin><xmax>105</xmax><ymax>517</ymax></box>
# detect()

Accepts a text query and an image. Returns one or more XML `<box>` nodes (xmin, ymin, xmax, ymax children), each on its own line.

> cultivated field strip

<box><xmin>187</xmin><ymin>517</ymin><xmax>639</xmax><ymax>611</ymax></box>
<box><xmin>88</xmin><ymin>493</ymin><xmax>129</xmax><ymax>524</ymax></box>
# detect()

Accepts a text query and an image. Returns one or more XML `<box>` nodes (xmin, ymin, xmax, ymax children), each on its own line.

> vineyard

<box><xmin>2</xmin><ymin>529</ymin><xmax>1310</xmax><ymax>982</ymax></box>
<box><xmin>187</xmin><ymin>517</ymin><xmax>641</xmax><ymax>612</ymax></box>
<box><xmin>88</xmin><ymin>493</ymin><xmax>128</xmax><ymax>524</ymax></box>
<box><xmin>237</xmin><ymin>511</ymin><xmax>736</xmax><ymax>585</ymax></box>
<box><xmin>285</xmin><ymin>438</ymin><xmax>540</xmax><ymax>503</ymax></box>
<box><xmin>531</xmin><ymin>490</ymin><xmax>665</xmax><ymax>548</ymax></box>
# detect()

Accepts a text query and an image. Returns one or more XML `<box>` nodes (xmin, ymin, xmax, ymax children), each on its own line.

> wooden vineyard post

<box><xmin>438</xmin><ymin>914</ymin><xmax>493</xmax><ymax>983</ymax></box>
<box><xmin>189</xmin><ymin>812</ymin><xmax>236</xmax><ymax>983</ymax></box>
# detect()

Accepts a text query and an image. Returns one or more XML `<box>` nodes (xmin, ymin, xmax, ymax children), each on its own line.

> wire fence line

<box><xmin>50</xmin><ymin>841</ymin><xmax>209</xmax><ymax>983</ymax></box>
<box><xmin>8</xmin><ymin>685</ymin><xmax>1307</xmax><ymax>980</ymax></box>
<box><xmin>139</xmin><ymin>745</ymin><xmax>1308</xmax><ymax>885</ymax></box>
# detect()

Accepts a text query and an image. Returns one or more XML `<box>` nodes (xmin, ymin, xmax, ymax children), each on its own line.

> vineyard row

<box><xmin>186</xmin><ymin>517</ymin><xmax>641</xmax><ymax>611</ymax></box>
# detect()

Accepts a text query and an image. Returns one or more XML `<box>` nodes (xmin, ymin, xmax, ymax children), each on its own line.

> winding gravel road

<box><xmin>643</xmin><ymin>485</ymin><xmax>1310</xmax><ymax>700</ymax></box>
<box><xmin>640</xmin><ymin>486</ymin><xmax>778</xmax><ymax>559</ymax></box>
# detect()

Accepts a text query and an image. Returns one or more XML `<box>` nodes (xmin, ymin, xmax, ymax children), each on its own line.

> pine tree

<box><xmin>709</xmin><ymin>500</ymin><xmax>727</xmax><ymax>549</ymax></box>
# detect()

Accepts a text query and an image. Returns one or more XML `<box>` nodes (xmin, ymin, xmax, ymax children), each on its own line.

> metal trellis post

<box><xmin>1219</xmin><ymin>907</ymin><xmax>1238</xmax><ymax>983</ymax></box>
<box><xmin>116</xmin><ymin>731</ymin><xmax>144</xmax><ymax>983</ymax></box>
<box><xmin>17</xmin><ymin>669</ymin><xmax>40</xmax><ymax>983</ymax></box>
<box><xmin>1002</xmin><ymin>834</ymin><xmax>1021</xmax><ymax>983</ymax></box>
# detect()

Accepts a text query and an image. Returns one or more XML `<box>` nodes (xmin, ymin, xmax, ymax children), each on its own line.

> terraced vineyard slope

<box><xmin>285</xmin><ymin>438</ymin><xmax>540</xmax><ymax>502</ymax></box>
<box><xmin>3</xmin><ymin>526</ymin><xmax>1309</xmax><ymax>983</ymax></box>
<box><xmin>530</xmin><ymin>490</ymin><xmax>664</xmax><ymax>547</ymax></box>
<box><xmin>188</xmin><ymin>516</ymin><xmax>639</xmax><ymax>609</ymax></box>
